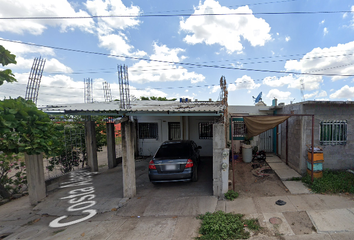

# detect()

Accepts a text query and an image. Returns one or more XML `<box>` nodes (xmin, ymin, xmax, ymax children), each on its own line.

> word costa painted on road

<box><xmin>49</xmin><ymin>170</ymin><xmax>98</xmax><ymax>228</ymax></box>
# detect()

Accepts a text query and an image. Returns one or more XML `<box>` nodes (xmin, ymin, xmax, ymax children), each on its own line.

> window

<box><xmin>320</xmin><ymin>120</ymin><xmax>347</xmax><ymax>145</ymax></box>
<box><xmin>139</xmin><ymin>123</ymin><xmax>158</xmax><ymax>139</ymax></box>
<box><xmin>230</xmin><ymin>118</ymin><xmax>247</xmax><ymax>140</ymax></box>
<box><xmin>199</xmin><ymin>122</ymin><xmax>213</xmax><ymax>139</ymax></box>
<box><xmin>168</xmin><ymin>122</ymin><xmax>181</xmax><ymax>140</ymax></box>
<box><xmin>233</xmin><ymin>120</ymin><xmax>247</xmax><ymax>138</ymax></box>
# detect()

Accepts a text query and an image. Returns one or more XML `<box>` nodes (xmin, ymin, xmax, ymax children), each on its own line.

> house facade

<box><xmin>136</xmin><ymin>115</ymin><xmax>219</xmax><ymax>156</ymax></box>
<box><xmin>277</xmin><ymin>101</ymin><xmax>354</xmax><ymax>174</ymax></box>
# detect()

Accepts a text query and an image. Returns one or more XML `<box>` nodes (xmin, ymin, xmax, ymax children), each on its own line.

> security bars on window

<box><xmin>199</xmin><ymin>122</ymin><xmax>213</xmax><ymax>139</ymax></box>
<box><xmin>233</xmin><ymin>120</ymin><xmax>247</xmax><ymax>138</ymax></box>
<box><xmin>139</xmin><ymin>123</ymin><xmax>158</xmax><ymax>140</ymax></box>
<box><xmin>320</xmin><ymin>120</ymin><xmax>347</xmax><ymax>145</ymax></box>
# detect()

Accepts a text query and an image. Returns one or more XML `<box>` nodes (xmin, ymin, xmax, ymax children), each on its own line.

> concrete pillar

<box><xmin>106</xmin><ymin>123</ymin><xmax>117</xmax><ymax>169</ymax></box>
<box><xmin>121</xmin><ymin>121</ymin><xmax>136</xmax><ymax>198</ymax></box>
<box><xmin>221</xmin><ymin>148</ymin><xmax>229</xmax><ymax>194</ymax></box>
<box><xmin>25</xmin><ymin>153</ymin><xmax>46</xmax><ymax>205</ymax></box>
<box><xmin>213</xmin><ymin>123</ymin><xmax>227</xmax><ymax>197</ymax></box>
<box><xmin>85</xmin><ymin>121</ymin><xmax>98</xmax><ymax>172</ymax></box>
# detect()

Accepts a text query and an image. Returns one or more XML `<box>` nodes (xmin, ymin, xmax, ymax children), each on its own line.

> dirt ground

<box><xmin>229</xmin><ymin>156</ymin><xmax>318</xmax><ymax>236</ymax></box>
<box><xmin>230</xmin><ymin>158</ymin><xmax>291</xmax><ymax>198</ymax></box>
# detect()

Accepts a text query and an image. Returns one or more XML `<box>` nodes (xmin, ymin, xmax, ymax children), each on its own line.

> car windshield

<box><xmin>155</xmin><ymin>143</ymin><xmax>192</xmax><ymax>158</ymax></box>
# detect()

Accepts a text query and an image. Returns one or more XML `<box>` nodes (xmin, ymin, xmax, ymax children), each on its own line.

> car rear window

<box><xmin>155</xmin><ymin>143</ymin><xmax>192</xmax><ymax>158</ymax></box>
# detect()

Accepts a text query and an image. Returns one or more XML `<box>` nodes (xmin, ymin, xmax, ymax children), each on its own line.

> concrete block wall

<box><xmin>278</xmin><ymin>102</ymin><xmax>354</xmax><ymax>173</ymax></box>
<box><xmin>302</xmin><ymin>104</ymin><xmax>354</xmax><ymax>170</ymax></box>
<box><xmin>278</xmin><ymin>104</ymin><xmax>304</xmax><ymax>173</ymax></box>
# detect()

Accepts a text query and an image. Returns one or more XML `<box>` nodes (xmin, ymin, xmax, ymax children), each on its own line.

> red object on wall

<box><xmin>115</xmin><ymin>123</ymin><xmax>121</xmax><ymax>137</ymax></box>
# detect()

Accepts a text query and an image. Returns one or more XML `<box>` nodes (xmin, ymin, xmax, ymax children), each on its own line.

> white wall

<box><xmin>188</xmin><ymin>116</ymin><xmax>215</xmax><ymax>156</ymax></box>
<box><xmin>136</xmin><ymin>115</ymin><xmax>215</xmax><ymax>156</ymax></box>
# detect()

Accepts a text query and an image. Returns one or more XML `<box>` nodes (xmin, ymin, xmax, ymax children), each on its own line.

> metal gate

<box><xmin>259</xmin><ymin>128</ymin><xmax>273</xmax><ymax>152</ymax></box>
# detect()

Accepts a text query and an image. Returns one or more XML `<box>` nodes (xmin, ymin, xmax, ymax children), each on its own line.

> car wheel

<box><xmin>192</xmin><ymin>164</ymin><xmax>198</xmax><ymax>182</ymax></box>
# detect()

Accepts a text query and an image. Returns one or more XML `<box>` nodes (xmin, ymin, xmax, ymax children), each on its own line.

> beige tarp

<box><xmin>243</xmin><ymin>116</ymin><xmax>290</xmax><ymax>138</ymax></box>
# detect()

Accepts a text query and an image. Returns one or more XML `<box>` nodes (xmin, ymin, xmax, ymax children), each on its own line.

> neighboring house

<box><xmin>276</xmin><ymin>101</ymin><xmax>354</xmax><ymax>174</ymax></box>
<box><xmin>228</xmin><ymin>104</ymin><xmax>273</xmax><ymax>154</ymax></box>
<box><xmin>228</xmin><ymin>101</ymin><xmax>354</xmax><ymax>174</ymax></box>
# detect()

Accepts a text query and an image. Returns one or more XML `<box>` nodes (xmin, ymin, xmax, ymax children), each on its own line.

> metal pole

<box><xmin>231</xmin><ymin>118</ymin><xmax>235</xmax><ymax>191</ymax></box>
<box><xmin>286</xmin><ymin>119</ymin><xmax>288</xmax><ymax>165</ymax></box>
<box><xmin>311</xmin><ymin>115</ymin><xmax>314</xmax><ymax>182</ymax></box>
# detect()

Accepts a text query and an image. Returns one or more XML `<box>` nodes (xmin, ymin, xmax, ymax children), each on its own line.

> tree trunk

<box><xmin>0</xmin><ymin>183</ymin><xmax>11</xmax><ymax>199</ymax></box>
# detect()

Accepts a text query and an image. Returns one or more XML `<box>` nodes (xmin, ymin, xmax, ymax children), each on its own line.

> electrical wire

<box><xmin>1</xmin><ymin>38</ymin><xmax>354</xmax><ymax>78</ymax></box>
<box><xmin>0</xmin><ymin>10</ymin><xmax>351</xmax><ymax>20</ymax></box>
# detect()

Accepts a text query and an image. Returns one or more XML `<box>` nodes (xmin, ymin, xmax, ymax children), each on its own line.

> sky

<box><xmin>0</xmin><ymin>0</ymin><xmax>354</xmax><ymax>107</ymax></box>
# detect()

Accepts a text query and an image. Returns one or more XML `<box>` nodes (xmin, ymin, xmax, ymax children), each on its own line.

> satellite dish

<box><xmin>253</xmin><ymin>92</ymin><xmax>262</xmax><ymax>103</ymax></box>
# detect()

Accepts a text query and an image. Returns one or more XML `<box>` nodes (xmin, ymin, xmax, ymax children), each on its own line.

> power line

<box><xmin>1</xmin><ymin>38</ymin><xmax>354</xmax><ymax>78</ymax></box>
<box><xmin>43</xmin><ymin>52</ymin><xmax>354</xmax><ymax>75</ymax></box>
<box><xmin>142</xmin><ymin>0</ymin><xmax>299</xmax><ymax>15</ymax></box>
<box><xmin>0</xmin><ymin>10</ymin><xmax>351</xmax><ymax>20</ymax></box>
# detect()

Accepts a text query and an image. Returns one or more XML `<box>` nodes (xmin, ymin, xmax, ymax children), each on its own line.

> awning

<box><xmin>243</xmin><ymin>116</ymin><xmax>290</xmax><ymax>138</ymax></box>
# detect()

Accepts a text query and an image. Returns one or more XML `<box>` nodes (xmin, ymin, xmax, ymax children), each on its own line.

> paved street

<box><xmin>1</xmin><ymin>156</ymin><xmax>354</xmax><ymax>240</ymax></box>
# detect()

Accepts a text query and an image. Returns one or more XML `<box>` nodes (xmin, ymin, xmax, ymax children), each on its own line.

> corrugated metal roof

<box><xmin>40</xmin><ymin>101</ymin><xmax>224</xmax><ymax>116</ymax></box>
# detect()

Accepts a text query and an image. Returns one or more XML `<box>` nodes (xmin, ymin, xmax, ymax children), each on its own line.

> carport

<box><xmin>230</xmin><ymin>114</ymin><xmax>317</xmax><ymax>191</ymax></box>
<box><xmin>41</xmin><ymin>101</ymin><xmax>229</xmax><ymax>200</ymax></box>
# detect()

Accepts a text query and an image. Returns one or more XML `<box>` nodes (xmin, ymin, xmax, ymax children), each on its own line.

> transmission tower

<box><xmin>103</xmin><ymin>81</ymin><xmax>112</xmax><ymax>102</ymax></box>
<box><xmin>84</xmin><ymin>78</ymin><xmax>93</xmax><ymax>103</ymax></box>
<box><xmin>117</xmin><ymin>65</ymin><xmax>131</xmax><ymax>109</ymax></box>
<box><xmin>25</xmin><ymin>57</ymin><xmax>46</xmax><ymax>105</ymax></box>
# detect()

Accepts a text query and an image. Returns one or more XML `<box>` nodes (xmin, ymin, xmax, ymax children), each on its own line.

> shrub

<box><xmin>302</xmin><ymin>169</ymin><xmax>354</xmax><ymax>194</ymax></box>
<box><xmin>196</xmin><ymin>211</ymin><xmax>260</xmax><ymax>240</ymax></box>
<box><xmin>224</xmin><ymin>190</ymin><xmax>239</xmax><ymax>201</ymax></box>
<box><xmin>0</xmin><ymin>153</ymin><xmax>27</xmax><ymax>199</ymax></box>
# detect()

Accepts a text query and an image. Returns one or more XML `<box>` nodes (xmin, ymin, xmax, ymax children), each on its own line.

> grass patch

<box><xmin>302</xmin><ymin>169</ymin><xmax>354</xmax><ymax>194</ymax></box>
<box><xmin>289</xmin><ymin>177</ymin><xmax>302</xmax><ymax>181</ymax></box>
<box><xmin>224</xmin><ymin>190</ymin><xmax>239</xmax><ymax>201</ymax></box>
<box><xmin>196</xmin><ymin>211</ymin><xmax>260</xmax><ymax>240</ymax></box>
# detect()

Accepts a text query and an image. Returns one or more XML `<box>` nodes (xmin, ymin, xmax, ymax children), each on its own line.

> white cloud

<box><xmin>0</xmin><ymin>39</ymin><xmax>73</xmax><ymax>74</ymax></box>
<box><xmin>0</xmin><ymin>73</ymin><xmax>85</xmax><ymax>105</ymax></box>
<box><xmin>266</xmin><ymin>89</ymin><xmax>291</xmax><ymax>100</ymax></box>
<box><xmin>98</xmin><ymin>33</ymin><xmax>146</xmax><ymax>59</ymax></box>
<box><xmin>129</xmin><ymin>43</ymin><xmax>205</xmax><ymax>84</ymax></box>
<box><xmin>320</xmin><ymin>20</ymin><xmax>325</xmax><ymax>24</ymax></box>
<box><xmin>304</xmin><ymin>90</ymin><xmax>327</xmax><ymax>100</ymax></box>
<box><xmin>262</xmin><ymin>74</ymin><xmax>322</xmax><ymax>91</ymax></box>
<box><xmin>85</xmin><ymin>0</ymin><xmax>141</xmax><ymax>34</ymax></box>
<box><xmin>284</xmin><ymin>41</ymin><xmax>354</xmax><ymax>81</ymax></box>
<box><xmin>179</xmin><ymin>0</ymin><xmax>271</xmax><ymax>54</ymax></box>
<box><xmin>10</xmin><ymin>57</ymin><xmax>73</xmax><ymax>74</ymax></box>
<box><xmin>329</xmin><ymin>85</ymin><xmax>354</xmax><ymax>99</ymax></box>
<box><xmin>210</xmin><ymin>85</ymin><xmax>220</xmax><ymax>93</ymax></box>
<box><xmin>263</xmin><ymin>75</ymin><xmax>292</xmax><ymax>87</ymax></box>
<box><xmin>0</xmin><ymin>73</ymin><xmax>172</xmax><ymax>105</ymax></box>
<box><xmin>285</xmin><ymin>36</ymin><xmax>291</xmax><ymax>42</ymax></box>
<box><xmin>0</xmin><ymin>39</ymin><xmax>55</xmax><ymax>56</ymax></box>
<box><xmin>0</xmin><ymin>0</ymin><xmax>95</xmax><ymax>35</ymax></box>
<box><xmin>323</xmin><ymin>27</ymin><xmax>328</xmax><ymax>36</ymax></box>
<box><xmin>229</xmin><ymin>75</ymin><xmax>260</xmax><ymax>91</ymax></box>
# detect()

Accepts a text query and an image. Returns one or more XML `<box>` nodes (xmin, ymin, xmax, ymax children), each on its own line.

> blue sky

<box><xmin>0</xmin><ymin>0</ymin><xmax>354</xmax><ymax>106</ymax></box>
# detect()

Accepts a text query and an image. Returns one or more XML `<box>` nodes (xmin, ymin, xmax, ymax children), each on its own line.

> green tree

<box><xmin>0</xmin><ymin>46</ymin><xmax>57</xmax><ymax>199</ymax></box>
<box><xmin>0</xmin><ymin>45</ymin><xmax>17</xmax><ymax>86</ymax></box>
<box><xmin>140</xmin><ymin>96</ymin><xmax>177</xmax><ymax>101</ymax></box>
<box><xmin>47</xmin><ymin>115</ymin><xmax>107</xmax><ymax>172</ymax></box>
